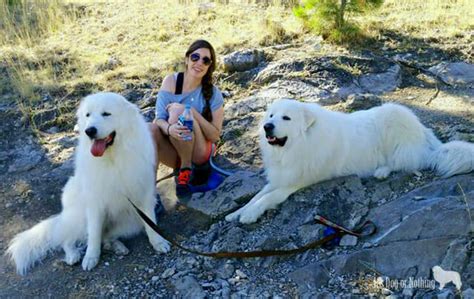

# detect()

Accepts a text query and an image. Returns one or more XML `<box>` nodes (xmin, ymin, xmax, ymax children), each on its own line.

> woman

<box><xmin>150</xmin><ymin>40</ymin><xmax>224</xmax><ymax>196</ymax></box>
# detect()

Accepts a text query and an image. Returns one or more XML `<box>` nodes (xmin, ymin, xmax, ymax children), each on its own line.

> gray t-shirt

<box><xmin>155</xmin><ymin>84</ymin><xmax>224</xmax><ymax>121</ymax></box>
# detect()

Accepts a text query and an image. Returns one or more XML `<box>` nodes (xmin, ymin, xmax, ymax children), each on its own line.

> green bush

<box><xmin>293</xmin><ymin>0</ymin><xmax>383</xmax><ymax>43</ymax></box>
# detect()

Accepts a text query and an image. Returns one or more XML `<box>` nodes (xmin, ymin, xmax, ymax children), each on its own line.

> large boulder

<box><xmin>186</xmin><ymin>170</ymin><xmax>266</xmax><ymax>219</ymax></box>
<box><xmin>222</xmin><ymin>49</ymin><xmax>265</xmax><ymax>73</ymax></box>
<box><xmin>289</xmin><ymin>174</ymin><xmax>473</xmax><ymax>293</ymax></box>
<box><xmin>253</xmin><ymin>56</ymin><xmax>401</xmax><ymax>103</ymax></box>
<box><xmin>429</xmin><ymin>62</ymin><xmax>474</xmax><ymax>87</ymax></box>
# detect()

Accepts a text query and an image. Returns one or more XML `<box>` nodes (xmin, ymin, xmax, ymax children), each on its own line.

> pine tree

<box><xmin>294</xmin><ymin>0</ymin><xmax>383</xmax><ymax>43</ymax></box>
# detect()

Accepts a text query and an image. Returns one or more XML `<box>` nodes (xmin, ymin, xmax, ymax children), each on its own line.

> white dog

<box><xmin>226</xmin><ymin>99</ymin><xmax>474</xmax><ymax>224</ymax></box>
<box><xmin>7</xmin><ymin>92</ymin><xmax>170</xmax><ymax>275</ymax></box>
<box><xmin>432</xmin><ymin>265</ymin><xmax>462</xmax><ymax>290</ymax></box>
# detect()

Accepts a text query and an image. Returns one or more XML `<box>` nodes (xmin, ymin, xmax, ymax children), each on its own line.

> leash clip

<box><xmin>313</xmin><ymin>214</ymin><xmax>377</xmax><ymax>249</ymax></box>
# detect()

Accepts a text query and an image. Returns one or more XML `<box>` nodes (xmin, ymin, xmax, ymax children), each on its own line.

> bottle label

<box><xmin>178</xmin><ymin>115</ymin><xmax>193</xmax><ymax>141</ymax></box>
<box><xmin>178</xmin><ymin>116</ymin><xmax>193</xmax><ymax>131</ymax></box>
<box><xmin>182</xmin><ymin>120</ymin><xmax>193</xmax><ymax>131</ymax></box>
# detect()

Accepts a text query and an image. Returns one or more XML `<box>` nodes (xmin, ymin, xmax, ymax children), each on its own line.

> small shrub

<box><xmin>293</xmin><ymin>0</ymin><xmax>383</xmax><ymax>44</ymax></box>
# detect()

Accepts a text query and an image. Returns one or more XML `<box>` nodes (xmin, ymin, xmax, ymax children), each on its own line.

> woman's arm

<box><xmin>192</xmin><ymin>106</ymin><xmax>224</xmax><ymax>143</ymax></box>
<box><xmin>154</xmin><ymin>74</ymin><xmax>176</xmax><ymax>135</ymax></box>
<box><xmin>161</xmin><ymin>74</ymin><xmax>176</xmax><ymax>93</ymax></box>
<box><xmin>153</xmin><ymin>118</ymin><xmax>172</xmax><ymax>135</ymax></box>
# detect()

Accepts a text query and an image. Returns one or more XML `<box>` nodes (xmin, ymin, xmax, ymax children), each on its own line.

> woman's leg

<box><xmin>167</xmin><ymin>105</ymin><xmax>212</xmax><ymax>165</ymax></box>
<box><xmin>167</xmin><ymin>106</ymin><xmax>194</xmax><ymax>169</ymax></box>
<box><xmin>166</xmin><ymin>105</ymin><xmax>213</xmax><ymax>191</ymax></box>
<box><xmin>149</xmin><ymin>123</ymin><xmax>179</xmax><ymax>172</ymax></box>
<box><xmin>190</xmin><ymin>119</ymin><xmax>212</xmax><ymax>165</ymax></box>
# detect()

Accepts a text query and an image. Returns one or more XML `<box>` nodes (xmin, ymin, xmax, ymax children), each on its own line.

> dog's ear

<box><xmin>303</xmin><ymin>109</ymin><xmax>315</xmax><ymax>131</ymax></box>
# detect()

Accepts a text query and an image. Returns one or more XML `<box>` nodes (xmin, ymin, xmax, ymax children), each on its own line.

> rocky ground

<box><xmin>1</xmin><ymin>35</ymin><xmax>473</xmax><ymax>298</ymax></box>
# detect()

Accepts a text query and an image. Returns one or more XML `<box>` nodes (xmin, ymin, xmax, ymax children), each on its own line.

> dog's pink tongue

<box><xmin>91</xmin><ymin>139</ymin><xmax>107</xmax><ymax>157</ymax></box>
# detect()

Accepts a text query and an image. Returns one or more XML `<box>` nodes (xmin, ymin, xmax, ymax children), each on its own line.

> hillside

<box><xmin>1</xmin><ymin>0</ymin><xmax>473</xmax><ymax>297</ymax></box>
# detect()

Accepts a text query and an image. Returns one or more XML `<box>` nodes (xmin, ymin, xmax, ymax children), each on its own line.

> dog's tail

<box><xmin>6</xmin><ymin>214</ymin><xmax>64</xmax><ymax>275</ymax></box>
<box><xmin>430</xmin><ymin>140</ymin><xmax>474</xmax><ymax>177</ymax></box>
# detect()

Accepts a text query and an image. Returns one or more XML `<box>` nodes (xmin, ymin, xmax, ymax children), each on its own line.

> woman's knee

<box><xmin>168</xmin><ymin>104</ymin><xmax>185</xmax><ymax>124</ymax></box>
<box><xmin>193</xmin><ymin>143</ymin><xmax>211</xmax><ymax>165</ymax></box>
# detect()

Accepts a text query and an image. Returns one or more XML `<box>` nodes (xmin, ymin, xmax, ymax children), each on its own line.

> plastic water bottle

<box><xmin>178</xmin><ymin>104</ymin><xmax>193</xmax><ymax>141</ymax></box>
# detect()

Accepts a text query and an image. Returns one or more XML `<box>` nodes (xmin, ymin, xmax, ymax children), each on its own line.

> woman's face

<box><xmin>186</xmin><ymin>47</ymin><xmax>212</xmax><ymax>80</ymax></box>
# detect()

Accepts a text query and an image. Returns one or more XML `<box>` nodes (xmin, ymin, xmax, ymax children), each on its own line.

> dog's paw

<box><xmin>374</xmin><ymin>166</ymin><xmax>391</xmax><ymax>179</ymax></box>
<box><xmin>150</xmin><ymin>238</ymin><xmax>171</xmax><ymax>253</ymax></box>
<box><xmin>225</xmin><ymin>208</ymin><xmax>244</xmax><ymax>222</ymax></box>
<box><xmin>64</xmin><ymin>249</ymin><xmax>81</xmax><ymax>265</ymax></box>
<box><xmin>103</xmin><ymin>240</ymin><xmax>129</xmax><ymax>256</ymax></box>
<box><xmin>81</xmin><ymin>255</ymin><xmax>100</xmax><ymax>271</ymax></box>
<box><xmin>238</xmin><ymin>209</ymin><xmax>262</xmax><ymax>224</ymax></box>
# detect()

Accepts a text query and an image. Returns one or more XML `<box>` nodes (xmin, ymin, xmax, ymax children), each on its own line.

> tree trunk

<box><xmin>337</xmin><ymin>0</ymin><xmax>347</xmax><ymax>29</ymax></box>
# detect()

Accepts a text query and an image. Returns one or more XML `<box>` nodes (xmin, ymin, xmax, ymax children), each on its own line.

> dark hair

<box><xmin>185</xmin><ymin>39</ymin><xmax>216</xmax><ymax>122</ymax></box>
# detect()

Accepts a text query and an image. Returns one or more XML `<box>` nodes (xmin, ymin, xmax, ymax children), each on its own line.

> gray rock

<box><xmin>339</xmin><ymin>235</ymin><xmax>358</xmax><ymax>247</ymax></box>
<box><xmin>289</xmin><ymin>174</ymin><xmax>473</xmax><ymax>294</ymax></box>
<box><xmin>222</xmin><ymin>49</ymin><xmax>265</xmax><ymax>72</ymax></box>
<box><xmin>465</xmin><ymin>258</ymin><xmax>474</xmax><ymax>287</ymax></box>
<box><xmin>219</xmin><ymin>226</ymin><xmax>246</xmax><ymax>251</ymax></box>
<box><xmin>8</xmin><ymin>144</ymin><xmax>43</xmax><ymax>173</ymax></box>
<box><xmin>436</xmin><ymin>289</ymin><xmax>454</xmax><ymax>299</ymax></box>
<box><xmin>358</xmin><ymin>64</ymin><xmax>401</xmax><ymax>94</ymax></box>
<box><xmin>402</xmin><ymin>287</ymin><xmax>414</xmax><ymax>297</ymax></box>
<box><xmin>368</xmin><ymin>175</ymin><xmax>473</xmax><ymax>246</ymax></box>
<box><xmin>440</xmin><ymin>236</ymin><xmax>470</xmax><ymax>273</ymax></box>
<box><xmin>291</xmin><ymin>237</ymin><xmax>452</xmax><ymax>294</ymax></box>
<box><xmin>235</xmin><ymin>269</ymin><xmax>247</xmax><ymax>279</ymax></box>
<box><xmin>343</xmin><ymin>94</ymin><xmax>382</xmax><ymax>111</ymax></box>
<box><xmin>225</xmin><ymin>92</ymin><xmax>274</xmax><ymax>119</ymax></box>
<box><xmin>289</xmin><ymin>263</ymin><xmax>331</xmax><ymax>293</ymax></box>
<box><xmin>217</xmin><ymin>263</ymin><xmax>235</xmax><ymax>279</ymax></box>
<box><xmin>255</xmin><ymin>56</ymin><xmax>358</xmax><ymax>88</ymax></box>
<box><xmin>307</xmin><ymin>175</ymin><xmax>368</xmax><ymax>229</ymax></box>
<box><xmin>254</xmin><ymin>56</ymin><xmax>401</xmax><ymax>102</ymax></box>
<box><xmin>221</xmin><ymin>286</ymin><xmax>231</xmax><ymax>298</ymax></box>
<box><xmin>171</xmin><ymin>275</ymin><xmax>206</xmax><ymax>299</ymax></box>
<box><xmin>297</xmin><ymin>224</ymin><xmax>322</xmax><ymax>245</ymax></box>
<box><xmin>428</xmin><ymin>62</ymin><xmax>474</xmax><ymax>87</ymax></box>
<box><xmin>221</xmin><ymin>111</ymin><xmax>261</xmax><ymax>169</ymax></box>
<box><xmin>187</xmin><ymin>170</ymin><xmax>266</xmax><ymax>218</ymax></box>
<box><xmin>462</xmin><ymin>288</ymin><xmax>474</xmax><ymax>298</ymax></box>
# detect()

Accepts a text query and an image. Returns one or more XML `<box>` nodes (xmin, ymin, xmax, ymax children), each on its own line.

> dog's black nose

<box><xmin>85</xmin><ymin>127</ymin><xmax>97</xmax><ymax>138</ymax></box>
<box><xmin>264</xmin><ymin>123</ymin><xmax>274</xmax><ymax>133</ymax></box>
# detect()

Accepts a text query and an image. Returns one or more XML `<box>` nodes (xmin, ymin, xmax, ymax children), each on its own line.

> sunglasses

<box><xmin>190</xmin><ymin>53</ymin><xmax>212</xmax><ymax>66</ymax></box>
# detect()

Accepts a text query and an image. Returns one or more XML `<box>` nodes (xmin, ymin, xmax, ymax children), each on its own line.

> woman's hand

<box><xmin>168</xmin><ymin>123</ymin><xmax>191</xmax><ymax>141</ymax></box>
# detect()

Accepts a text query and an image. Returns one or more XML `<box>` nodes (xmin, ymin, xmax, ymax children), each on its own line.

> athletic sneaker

<box><xmin>176</xmin><ymin>167</ymin><xmax>192</xmax><ymax>196</ymax></box>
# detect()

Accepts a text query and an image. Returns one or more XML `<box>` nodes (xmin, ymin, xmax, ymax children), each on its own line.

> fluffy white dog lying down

<box><xmin>226</xmin><ymin>99</ymin><xmax>474</xmax><ymax>224</ymax></box>
<box><xmin>7</xmin><ymin>92</ymin><xmax>170</xmax><ymax>275</ymax></box>
<box><xmin>432</xmin><ymin>266</ymin><xmax>462</xmax><ymax>290</ymax></box>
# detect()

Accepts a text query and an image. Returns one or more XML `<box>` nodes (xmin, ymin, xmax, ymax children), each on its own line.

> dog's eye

<box><xmin>86</xmin><ymin>113</ymin><xmax>90</xmax><ymax>117</ymax></box>
<box><xmin>270</xmin><ymin>114</ymin><xmax>273</xmax><ymax>118</ymax></box>
<box><xmin>282</xmin><ymin>116</ymin><xmax>291</xmax><ymax>121</ymax></box>
<box><xmin>102</xmin><ymin>112</ymin><xmax>111</xmax><ymax>117</ymax></box>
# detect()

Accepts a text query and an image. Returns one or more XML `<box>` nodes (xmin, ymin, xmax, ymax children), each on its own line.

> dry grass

<box><xmin>1</xmin><ymin>0</ymin><xmax>301</xmax><ymax>99</ymax></box>
<box><xmin>0</xmin><ymin>0</ymin><xmax>472</xmax><ymax>125</ymax></box>
<box><xmin>359</xmin><ymin>0</ymin><xmax>474</xmax><ymax>39</ymax></box>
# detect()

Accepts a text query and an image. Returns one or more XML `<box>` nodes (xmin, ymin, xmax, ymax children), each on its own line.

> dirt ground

<box><xmin>0</xmin><ymin>42</ymin><xmax>473</xmax><ymax>297</ymax></box>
